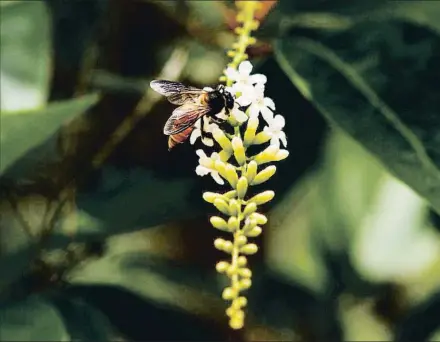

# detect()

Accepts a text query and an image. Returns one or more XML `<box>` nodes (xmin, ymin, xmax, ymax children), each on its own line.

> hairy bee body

<box><xmin>150</xmin><ymin>80</ymin><xmax>234</xmax><ymax>150</ymax></box>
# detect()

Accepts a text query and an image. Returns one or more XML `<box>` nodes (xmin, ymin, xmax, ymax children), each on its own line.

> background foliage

<box><xmin>1</xmin><ymin>0</ymin><xmax>440</xmax><ymax>340</ymax></box>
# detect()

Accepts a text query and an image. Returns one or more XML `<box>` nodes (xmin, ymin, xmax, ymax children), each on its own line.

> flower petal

<box><xmin>201</xmin><ymin>137</ymin><xmax>214</xmax><ymax>147</ymax></box>
<box><xmin>250</xmin><ymin>74</ymin><xmax>267</xmax><ymax>85</ymax></box>
<box><xmin>273</xmin><ymin>114</ymin><xmax>285</xmax><ymax>129</ymax></box>
<box><xmin>261</xmin><ymin>106</ymin><xmax>274</xmax><ymax>123</ymax></box>
<box><xmin>196</xmin><ymin>165</ymin><xmax>210</xmax><ymax>176</ymax></box>
<box><xmin>238</xmin><ymin>61</ymin><xmax>252</xmax><ymax>75</ymax></box>
<box><xmin>279</xmin><ymin>131</ymin><xmax>288</xmax><ymax>147</ymax></box>
<box><xmin>232</xmin><ymin>108</ymin><xmax>248</xmax><ymax>123</ymax></box>
<box><xmin>196</xmin><ymin>149</ymin><xmax>207</xmax><ymax>158</ymax></box>
<box><xmin>263</xmin><ymin>97</ymin><xmax>276</xmax><ymax>110</ymax></box>
<box><xmin>270</xmin><ymin>136</ymin><xmax>280</xmax><ymax>147</ymax></box>
<box><xmin>249</xmin><ymin>104</ymin><xmax>260</xmax><ymax>118</ymax></box>
<box><xmin>236</xmin><ymin>95</ymin><xmax>253</xmax><ymax>107</ymax></box>
<box><xmin>211</xmin><ymin>171</ymin><xmax>225</xmax><ymax>185</ymax></box>
<box><xmin>225</xmin><ymin>67</ymin><xmax>239</xmax><ymax>80</ymax></box>
<box><xmin>190</xmin><ymin>128</ymin><xmax>201</xmax><ymax>144</ymax></box>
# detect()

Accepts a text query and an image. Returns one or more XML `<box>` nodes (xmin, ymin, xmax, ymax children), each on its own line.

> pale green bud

<box><xmin>249</xmin><ymin>190</ymin><xmax>275</xmax><ymax>205</ymax></box>
<box><xmin>231</xmin><ymin>137</ymin><xmax>246</xmax><ymax>166</ymax></box>
<box><xmin>216</xmin><ymin>261</ymin><xmax>230</xmax><ymax>273</ymax></box>
<box><xmin>245</xmin><ymin>226</ymin><xmax>262</xmax><ymax>237</ymax></box>
<box><xmin>275</xmin><ymin>149</ymin><xmax>289</xmax><ymax>161</ymax></box>
<box><xmin>210</xmin><ymin>216</ymin><xmax>228</xmax><ymax>230</ymax></box>
<box><xmin>243</xmin><ymin>202</ymin><xmax>257</xmax><ymax>217</ymax></box>
<box><xmin>253</xmin><ymin>145</ymin><xmax>279</xmax><ymax>165</ymax></box>
<box><xmin>225</xmin><ymin>164</ymin><xmax>239</xmax><ymax>188</ymax></box>
<box><xmin>236</xmin><ymin>235</ymin><xmax>248</xmax><ymax>246</ymax></box>
<box><xmin>249</xmin><ymin>212</ymin><xmax>268</xmax><ymax>225</ymax></box>
<box><xmin>213</xmin><ymin>128</ymin><xmax>233</xmax><ymax>153</ymax></box>
<box><xmin>236</xmin><ymin>177</ymin><xmax>248</xmax><ymax>199</ymax></box>
<box><xmin>228</xmin><ymin>199</ymin><xmax>240</xmax><ymax>216</ymax></box>
<box><xmin>238</xmin><ymin>268</ymin><xmax>252</xmax><ymax>278</ymax></box>
<box><xmin>214</xmin><ymin>160</ymin><xmax>227</xmax><ymax>178</ymax></box>
<box><xmin>245</xmin><ymin>161</ymin><xmax>257</xmax><ymax>183</ymax></box>
<box><xmin>240</xmin><ymin>243</ymin><xmax>258</xmax><ymax>255</ymax></box>
<box><xmin>228</xmin><ymin>216</ymin><xmax>239</xmax><ymax>231</ymax></box>
<box><xmin>243</xmin><ymin>116</ymin><xmax>258</xmax><ymax>146</ymax></box>
<box><xmin>251</xmin><ymin>165</ymin><xmax>276</xmax><ymax>185</ymax></box>
<box><xmin>202</xmin><ymin>192</ymin><xmax>221</xmax><ymax>203</ymax></box>
<box><xmin>237</xmin><ymin>256</ymin><xmax>247</xmax><ymax>266</ymax></box>
<box><xmin>214</xmin><ymin>198</ymin><xmax>230</xmax><ymax>215</ymax></box>
<box><xmin>243</xmin><ymin>218</ymin><xmax>257</xmax><ymax>232</ymax></box>
<box><xmin>219</xmin><ymin>150</ymin><xmax>232</xmax><ymax>162</ymax></box>
<box><xmin>239</xmin><ymin>278</ymin><xmax>252</xmax><ymax>289</ymax></box>
<box><xmin>222</xmin><ymin>287</ymin><xmax>238</xmax><ymax>300</ymax></box>
<box><xmin>252</xmin><ymin>131</ymin><xmax>271</xmax><ymax>145</ymax></box>
<box><xmin>223</xmin><ymin>190</ymin><xmax>237</xmax><ymax>199</ymax></box>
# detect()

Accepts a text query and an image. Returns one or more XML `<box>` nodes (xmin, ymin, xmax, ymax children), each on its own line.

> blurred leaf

<box><xmin>49</xmin><ymin>294</ymin><xmax>119</xmax><ymax>341</ymax></box>
<box><xmin>63</xmin><ymin>285</ymin><xmax>237</xmax><ymax>341</ymax></box>
<box><xmin>72</xmin><ymin>167</ymin><xmax>200</xmax><ymax>238</ymax></box>
<box><xmin>0</xmin><ymin>94</ymin><xmax>100</xmax><ymax>176</ymax></box>
<box><xmin>394</xmin><ymin>290</ymin><xmax>440</xmax><ymax>341</ymax></box>
<box><xmin>0</xmin><ymin>296</ymin><xmax>68</xmax><ymax>341</ymax></box>
<box><xmin>0</xmin><ymin>1</ymin><xmax>51</xmax><ymax>111</ymax></box>
<box><xmin>275</xmin><ymin>17</ymin><xmax>440</xmax><ymax>214</ymax></box>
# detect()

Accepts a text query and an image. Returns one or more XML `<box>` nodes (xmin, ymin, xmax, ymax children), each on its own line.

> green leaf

<box><xmin>0</xmin><ymin>296</ymin><xmax>68</xmax><ymax>341</ymax></box>
<box><xmin>0</xmin><ymin>1</ymin><xmax>51</xmax><ymax>112</ymax></box>
<box><xmin>0</xmin><ymin>94</ymin><xmax>100</xmax><ymax>176</ymax></box>
<box><xmin>275</xmin><ymin>18</ymin><xmax>440</xmax><ymax>214</ymax></box>
<box><xmin>49</xmin><ymin>295</ymin><xmax>119</xmax><ymax>341</ymax></box>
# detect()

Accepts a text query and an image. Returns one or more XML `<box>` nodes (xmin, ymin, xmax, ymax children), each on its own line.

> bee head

<box><xmin>217</xmin><ymin>84</ymin><xmax>225</xmax><ymax>94</ymax></box>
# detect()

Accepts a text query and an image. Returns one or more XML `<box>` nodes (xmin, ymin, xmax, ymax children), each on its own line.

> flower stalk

<box><xmin>189</xmin><ymin>1</ymin><xmax>288</xmax><ymax>330</ymax></box>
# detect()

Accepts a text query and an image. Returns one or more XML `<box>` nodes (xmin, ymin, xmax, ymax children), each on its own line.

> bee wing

<box><xmin>150</xmin><ymin>80</ymin><xmax>204</xmax><ymax>105</ymax></box>
<box><xmin>164</xmin><ymin>104</ymin><xmax>211</xmax><ymax>135</ymax></box>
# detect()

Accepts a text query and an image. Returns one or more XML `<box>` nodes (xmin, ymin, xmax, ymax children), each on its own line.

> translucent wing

<box><xmin>150</xmin><ymin>80</ymin><xmax>203</xmax><ymax>105</ymax></box>
<box><xmin>163</xmin><ymin>104</ymin><xmax>210</xmax><ymax>135</ymax></box>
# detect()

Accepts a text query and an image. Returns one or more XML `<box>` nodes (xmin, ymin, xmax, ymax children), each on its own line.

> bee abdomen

<box><xmin>168</xmin><ymin>126</ymin><xmax>195</xmax><ymax>150</ymax></box>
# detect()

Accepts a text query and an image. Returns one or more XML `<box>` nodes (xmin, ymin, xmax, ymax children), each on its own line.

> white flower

<box><xmin>225</xmin><ymin>61</ymin><xmax>267</xmax><ymax>95</ymax></box>
<box><xmin>238</xmin><ymin>84</ymin><xmax>275</xmax><ymax>123</ymax></box>
<box><xmin>263</xmin><ymin>114</ymin><xmax>287</xmax><ymax>148</ymax></box>
<box><xmin>195</xmin><ymin>149</ymin><xmax>224</xmax><ymax>185</ymax></box>
<box><xmin>190</xmin><ymin>117</ymin><xmax>218</xmax><ymax>147</ymax></box>
<box><xmin>230</xmin><ymin>103</ymin><xmax>248</xmax><ymax>123</ymax></box>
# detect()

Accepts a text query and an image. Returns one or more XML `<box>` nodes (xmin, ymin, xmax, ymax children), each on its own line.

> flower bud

<box><xmin>236</xmin><ymin>177</ymin><xmax>248</xmax><ymax>199</ymax></box>
<box><xmin>214</xmin><ymin>160</ymin><xmax>227</xmax><ymax>178</ymax></box>
<box><xmin>232</xmin><ymin>137</ymin><xmax>246</xmax><ymax>166</ymax></box>
<box><xmin>250</xmin><ymin>212</ymin><xmax>268</xmax><ymax>225</ymax></box>
<box><xmin>275</xmin><ymin>149</ymin><xmax>289</xmax><ymax>161</ymax></box>
<box><xmin>239</xmin><ymin>278</ymin><xmax>252</xmax><ymax>289</ymax></box>
<box><xmin>210</xmin><ymin>216</ymin><xmax>228</xmax><ymax>230</ymax></box>
<box><xmin>251</xmin><ymin>165</ymin><xmax>276</xmax><ymax>185</ymax></box>
<box><xmin>253</xmin><ymin>145</ymin><xmax>279</xmax><ymax>165</ymax></box>
<box><xmin>213</xmin><ymin>128</ymin><xmax>233</xmax><ymax>153</ymax></box>
<box><xmin>222</xmin><ymin>287</ymin><xmax>238</xmax><ymax>300</ymax></box>
<box><xmin>243</xmin><ymin>202</ymin><xmax>257</xmax><ymax>217</ymax></box>
<box><xmin>237</xmin><ymin>256</ymin><xmax>247</xmax><ymax>267</ymax></box>
<box><xmin>249</xmin><ymin>190</ymin><xmax>275</xmax><ymax>205</ymax></box>
<box><xmin>252</xmin><ymin>131</ymin><xmax>271</xmax><ymax>145</ymax></box>
<box><xmin>202</xmin><ymin>192</ymin><xmax>220</xmax><ymax>203</ymax></box>
<box><xmin>245</xmin><ymin>226</ymin><xmax>262</xmax><ymax>237</ymax></box>
<box><xmin>228</xmin><ymin>199</ymin><xmax>240</xmax><ymax>216</ymax></box>
<box><xmin>236</xmin><ymin>235</ymin><xmax>247</xmax><ymax>246</ymax></box>
<box><xmin>233</xmin><ymin>296</ymin><xmax>247</xmax><ymax>308</ymax></box>
<box><xmin>228</xmin><ymin>216</ymin><xmax>239</xmax><ymax>231</ymax></box>
<box><xmin>214</xmin><ymin>238</ymin><xmax>226</xmax><ymax>250</ymax></box>
<box><xmin>219</xmin><ymin>150</ymin><xmax>232</xmax><ymax>162</ymax></box>
<box><xmin>214</xmin><ymin>198</ymin><xmax>230</xmax><ymax>215</ymax></box>
<box><xmin>225</xmin><ymin>164</ymin><xmax>239</xmax><ymax>188</ymax></box>
<box><xmin>216</xmin><ymin>261</ymin><xmax>230</xmax><ymax>273</ymax></box>
<box><xmin>238</xmin><ymin>268</ymin><xmax>252</xmax><ymax>278</ymax></box>
<box><xmin>243</xmin><ymin>116</ymin><xmax>258</xmax><ymax>146</ymax></box>
<box><xmin>245</xmin><ymin>161</ymin><xmax>257</xmax><ymax>183</ymax></box>
<box><xmin>240</xmin><ymin>243</ymin><xmax>258</xmax><ymax>255</ymax></box>
<box><xmin>243</xmin><ymin>218</ymin><xmax>257</xmax><ymax>232</ymax></box>
<box><xmin>223</xmin><ymin>190</ymin><xmax>237</xmax><ymax>199</ymax></box>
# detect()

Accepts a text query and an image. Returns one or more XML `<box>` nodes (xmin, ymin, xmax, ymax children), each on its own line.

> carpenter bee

<box><xmin>150</xmin><ymin>80</ymin><xmax>235</xmax><ymax>150</ymax></box>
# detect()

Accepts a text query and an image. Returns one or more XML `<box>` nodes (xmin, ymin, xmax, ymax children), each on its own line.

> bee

<box><xmin>150</xmin><ymin>80</ymin><xmax>235</xmax><ymax>150</ymax></box>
